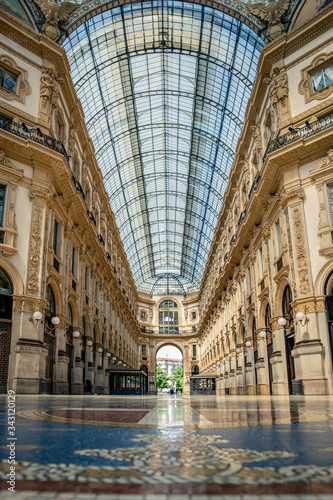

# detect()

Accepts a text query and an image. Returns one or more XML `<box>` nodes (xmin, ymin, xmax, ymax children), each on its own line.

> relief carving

<box><xmin>285</xmin><ymin>210</ymin><xmax>297</xmax><ymax>297</ymax></box>
<box><xmin>27</xmin><ymin>205</ymin><xmax>43</xmax><ymax>295</ymax></box>
<box><xmin>291</xmin><ymin>207</ymin><xmax>311</xmax><ymax>295</ymax></box>
<box><xmin>41</xmin><ymin>209</ymin><xmax>50</xmax><ymax>297</ymax></box>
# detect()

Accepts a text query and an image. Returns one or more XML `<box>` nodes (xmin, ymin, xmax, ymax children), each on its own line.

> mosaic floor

<box><xmin>0</xmin><ymin>394</ymin><xmax>333</xmax><ymax>499</ymax></box>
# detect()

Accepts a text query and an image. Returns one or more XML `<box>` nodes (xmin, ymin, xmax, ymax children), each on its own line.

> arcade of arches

<box><xmin>0</xmin><ymin>0</ymin><xmax>333</xmax><ymax>401</ymax></box>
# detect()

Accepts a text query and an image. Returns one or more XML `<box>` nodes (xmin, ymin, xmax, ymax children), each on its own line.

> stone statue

<box><xmin>247</xmin><ymin>0</ymin><xmax>290</xmax><ymax>40</ymax></box>
<box><xmin>40</xmin><ymin>66</ymin><xmax>63</xmax><ymax>118</ymax></box>
<box><xmin>34</xmin><ymin>0</ymin><xmax>78</xmax><ymax>41</ymax></box>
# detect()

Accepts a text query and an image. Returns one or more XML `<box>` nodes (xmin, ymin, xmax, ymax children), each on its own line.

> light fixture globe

<box><xmin>245</xmin><ymin>341</ymin><xmax>252</xmax><ymax>347</ymax></box>
<box><xmin>73</xmin><ymin>330</ymin><xmax>80</xmax><ymax>338</ymax></box>
<box><xmin>228</xmin><ymin>353</ymin><xmax>232</xmax><ymax>358</ymax></box>
<box><xmin>236</xmin><ymin>348</ymin><xmax>241</xmax><ymax>353</ymax></box>
<box><xmin>112</xmin><ymin>356</ymin><xmax>117</xmax><ymax>361</ymax></box>
<box><xmin>106</xmin><ymin>352</ymin><xmax>111</xmax><ymax>357</ymax></box>
<box><xmin>217</xmin><ymin>361</ymin><xmax>221</xmax><ymax>366</ymax></box>
<box><xmin>259</xmin><ymin>330</ymin><xmax>266</xmax><ymax>338</ymax></box>
<box><xmin>51</xmin><ymin>316</ymin><xmax>60</xmax><ymax>325</ymax></box>
<box><xmin>295</xmin><ymin>312</ymin><xmax>304</xmax><ymax>321</ymax></box>
<box><xmin>222</xmin><ymin>357</ymin><xmax>226</xmax><ymax>361</ymax></box>
<box><xmin>278</xmin><ymin>317</ymin><xmax>287</xmax><ymax>326</ymax></box>
<box><xmin>32</xmin><ymin>311</ymin><xmax>43</xmax><ymax>321</ymax></box>
<box><xmin>98</xmin><ymin>347</ymin><xmax>103</xmax><ymax>353</ymax></box>
<box><xmin>87</xmin><ymin>340</ymin><xmax>93</xmax><ymax>347</ymax></box>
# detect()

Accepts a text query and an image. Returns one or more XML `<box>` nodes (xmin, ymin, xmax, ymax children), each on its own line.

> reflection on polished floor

<box><xmin>1</xmin><ymin>394</ymin><xmax>333</xmax><ymax>499</ymax></box>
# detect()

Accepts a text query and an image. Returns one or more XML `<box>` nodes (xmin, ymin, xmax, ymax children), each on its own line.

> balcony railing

<box><xmin>139</xmin><ymin>325</ymin><xmax>198</xmax><ymax>335</ymax></box>
<box><xmin>71</xmin><ymin>175</ymin><xmax>85</xmax><ymax>200</ymax></box>
<box><xmin>0</xmin><ymin>115</ymin><xmax>69</xmax><ymax>163</ymax></box>
<box><xmin>87</xmin><ymin>210</ymin><xmax>96</xmax><ymax>226</ymax></box>
<box><xmin>263</xmin><ymin>114</ymin><xmax>333</xmax><ymax>162</ymax></box>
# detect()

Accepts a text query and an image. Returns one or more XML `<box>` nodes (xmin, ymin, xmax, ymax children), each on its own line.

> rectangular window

<box><xmin>85</xmin><ymin>189</ymin><xmax>90</xmax><ymax>206</ymax></box>
<box><xmin>73</xmin><ymin>157</ymin><xmax>79</xmax><ymax>178</ymax></box>
<box><xmin>275</xmin><ymin>219</ymin><xmax>283</xmax><ymax>256</ymax></box>
<box><xmin>71</xmin><ymin>245</ymin><xmax>76</xmax><ymax>277</ymax></box>
<box><xmin>0</xmin><ymin>184</ymin><xmax>6</xmax><ymax>227</ymax></box>
<box><xmin>53</xmin><ymin>219</ymin><xmax>60</xmax><ymax>257</ymax></box>
<box><xmin>327</xmin><ymin>183</ymin><xmax>333</xmax><ymax>224</ymax></box>
<box><xmin>311</xmin><ymin>62</ymin><xmax>333</xmax><ymax>92</ymax></box>
<box><xmin>103</xmin><ymin>293</ymin><xmax>106</xmax><ymax>313</ymax></box>
<box><xmin>191</xmin><ymin>311</ymin><xmax>196</xmax><ymax>320</ymax></box>
<box><xmin>141</xmin><ymin>311</ymin><xmax>146</xmax><ymax>320</ymax></box>
<box><xmin>259</xmin><ymin>246</ymin><xmax>264</xmax><ymax>277</ymax></box>
<box><xmin>85</xmin><ymin>266</ymin><xmax>89</xmax><ymax>293</ymax></box>
<box><xmin>247</xmin><ymin>266</ymin><xmax>252</xmax><ymax>292</ymax></box>
<box><xmin>95</xmin><ymin>281</ymin><xmax>98</xmax><ymax>304</ymax></box>
<box><xmin>192</xmin><ymin>345</ymin><xmax>197</xmax><ymax>357</ymax></box>
<box><xmin>0</xmin><ymin>67</ymin><xmax>18</xmax><ymax>93</ymax></box>
<box><xmin>142</xmin><ymin>345</ymin><xmax>147</xmax><ymax>357</ymax></box>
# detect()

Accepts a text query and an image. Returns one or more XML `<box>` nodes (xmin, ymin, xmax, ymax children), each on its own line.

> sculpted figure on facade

<box><xmin>247</xmin><ymin>0</ymin><xmax>290</xmax><ymax>40</ymax></box>
<box><xmin>250</xmin><ymin>125</ymin><xmax>263</xmax><ymax>158</ymax></box>
<box><xmin>68</xmin><ymin>124</ymin><xmax>77</xmax><ymax>155</ymax></box>
<box><xmin>264</xmin><ymin>67</ymin><xmax>291</xmax><ymax>128</ymax></box>
<box><xmin>39</xmin><ymin>67</ymin><xmax>63</xmax><ymax>122</ymax></box>
<box><xmin>34</xmin><ymin>0</ymin><xmax>78</xmax><ymax>41</ymax></box>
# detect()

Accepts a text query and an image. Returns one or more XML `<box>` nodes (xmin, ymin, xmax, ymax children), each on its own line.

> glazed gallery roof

<box><xmin>61</xmin><ymin>1</ymin><xmax>265</xmax><ymax>295</ymax></box>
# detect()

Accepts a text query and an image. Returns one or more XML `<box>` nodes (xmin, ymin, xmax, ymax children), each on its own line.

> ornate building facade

<box><xmin>0</xmin><ymin>0</ymin><xmax>332</xmax><ymax>396</ymax></box>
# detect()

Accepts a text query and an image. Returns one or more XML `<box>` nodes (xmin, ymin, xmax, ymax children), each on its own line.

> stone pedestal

<box><xmin>12</xmin><ymin>339</ymin><xmax>48</xmax><ymax>393</ymax></box>
<box><xmin>292</xmin><ymin>339</ymin><xmax>328</xmax><ymax>394</ymax></box>
<box><xmin>55</xmin><ymin>350</ymin><xmax>69</xmax><ymax>394</ymax></box>
<box><xmin>73</xmin><ymin>358</ymin><xmax>84</xmax><ymax>394</ymax></box>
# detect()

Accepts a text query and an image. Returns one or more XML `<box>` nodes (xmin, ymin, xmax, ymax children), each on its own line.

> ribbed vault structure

<box><xmin>62</xmin><ymin>1</ymin><xmax>265</xmax><ymax>294</ymax></box>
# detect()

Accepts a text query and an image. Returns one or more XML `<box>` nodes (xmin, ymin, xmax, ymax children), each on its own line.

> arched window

<box><xmin>46</xmin><ymin>285</ymin><xmax>56</xmax><ymax>315</ymax></box>
<box><xmin>159</xmin><ymin>300</ymin><xmax>179</xmax><ymax>334</ymax></box>
<box><xmin>67</xmin><ymin>303</ymin><xmax>73</xmax><ymax>326</ymax></box>
<box><xmin>282</xmin><ymin>285</ymin><xmax>292</xmax><ymax>316</ymax></box>
<box><xmin>252</xmin><ymin>317</ymin><xmax>256</xmax><ymax>337</ymax></box>
<box><xmin>265</xmin><ymin>304</ymin><xmax>271</xmax><ymax>330</ymax></box>
<box><xmin>191</xmin><ymin>365</ymin><xmax>199</xmax><ymax>375</ymax></box>
<box><xmin>0</xmin><ymin>268</ymin><xmax>12</xmax><ymax>320</ymax></box>
<box><xmin>82</xmin><ymin>315</ymin><xmax>87</xmax><ymax>336</ymax></box>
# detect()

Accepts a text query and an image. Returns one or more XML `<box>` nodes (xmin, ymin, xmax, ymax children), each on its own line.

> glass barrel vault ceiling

<box><xmin>63</xmin><ymin>1</ymin><xmax>265</xmax><ymax>295</ymax></box>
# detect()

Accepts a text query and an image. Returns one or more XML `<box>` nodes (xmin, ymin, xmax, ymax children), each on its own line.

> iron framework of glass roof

<box><xmin>62</xmin><ymin>0</ymin><xmax>265</xmax><ymax>295</ymax></box>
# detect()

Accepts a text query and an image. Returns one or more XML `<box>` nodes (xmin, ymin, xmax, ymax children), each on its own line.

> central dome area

<box><xmin>63</xmin><ymin>1</ymin><xmax>265</xmax><ymax>294</ymax></box>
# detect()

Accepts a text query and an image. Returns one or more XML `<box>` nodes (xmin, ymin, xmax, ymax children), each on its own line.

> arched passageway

<box><xmin>156</xmin><ymin>344</ymin><xmax>183</xmax><ymax>394</ymax></box>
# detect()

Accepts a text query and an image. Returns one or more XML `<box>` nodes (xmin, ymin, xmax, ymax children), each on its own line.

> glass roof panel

<box><xmin>63</xmin><ymin>0</ymin><xmax>265</xmax><ymax>294</ymax></box>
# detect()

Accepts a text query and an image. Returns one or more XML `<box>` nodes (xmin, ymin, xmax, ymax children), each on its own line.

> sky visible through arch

<box><xmin>156</xmin><ymin>345</ymin><xmax>183</xmax><ymax>360</ymax></box>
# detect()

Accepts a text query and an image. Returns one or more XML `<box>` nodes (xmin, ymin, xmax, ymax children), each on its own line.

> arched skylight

<box><xmin>63</xmin><ymin>1</ymin><xmax>265</xmax><ymax>294</ymax></box>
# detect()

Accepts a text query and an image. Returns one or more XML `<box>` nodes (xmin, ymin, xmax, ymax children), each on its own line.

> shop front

<box><xmin>108</xmin><ymin>365</ymin><xmax>148</xmax><ymax>395</ymax></box>
<box><xmin>190</xmin><ymin>373</ymin><xmax>216</xmax><ymax>395</ymax></box>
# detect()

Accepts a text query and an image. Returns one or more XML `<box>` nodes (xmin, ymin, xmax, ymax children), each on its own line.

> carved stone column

<box><xmin>270</xmin><ymin>319</ymin><xmax>289</xmax><ymax>395</ymax></box>
<box><xmin>55</xmin><ymin>316</ymin><xmax>70</xmax><ymax>394</ymax></box>
<box><xmin>72</xmin><ymin>333</ymin><xmax>84</xmax><ymax>395</ymax></box>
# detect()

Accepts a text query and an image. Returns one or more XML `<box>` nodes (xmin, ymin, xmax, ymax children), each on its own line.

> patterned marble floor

<box><xmin>0</xmin><ymin>394</ymin><xmax>333</xmax><ymax>499</ymax></box>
